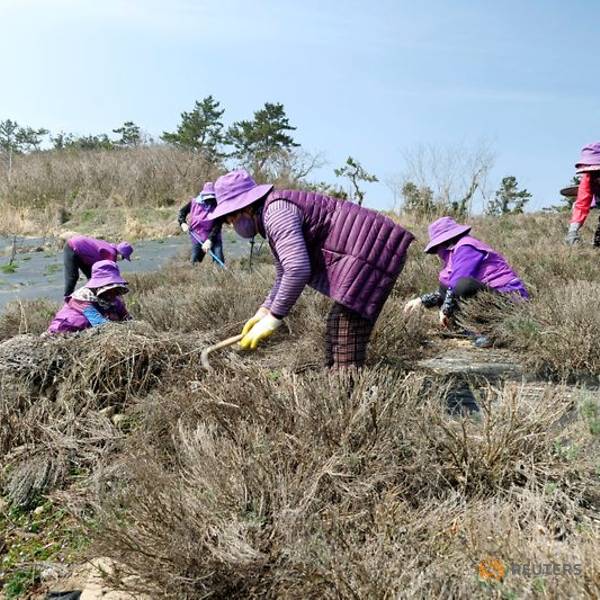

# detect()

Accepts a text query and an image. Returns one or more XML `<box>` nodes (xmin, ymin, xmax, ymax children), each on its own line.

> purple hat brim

<box><xmin>87</xmin><ymin>273</ymin><xmax>128</xmax><ymax>289</ymax></box>
<box><xmin>575</xmin><ymin>165</ymin><xmax>600</xmax><ymax>174</ymax></box>
<box><xmin>210</xmin><ymin>184</ymin><xmax>274</xmax><ymax>220</ymax></box>
<box><xmin>96</xmin><ymin>283</ymin><xmax>129</xmax><ymax>296</ymax></box>
<box><xmin>424</xmin><ymin>224</ymin><xmax>471</xmax><ymax>253</ymax></box>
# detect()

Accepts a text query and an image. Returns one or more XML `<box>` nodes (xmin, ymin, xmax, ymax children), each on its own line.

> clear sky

<box><xmin>1</xmin><ymin>0</ymin><xmax>598</xmax><ymax>211</ymax></box>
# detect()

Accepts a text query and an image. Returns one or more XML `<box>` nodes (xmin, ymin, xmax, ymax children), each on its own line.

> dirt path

<box><xmin>0</xmin><ymin>233</ymin><xmax>251</xmax><ymax>311</ymax></box>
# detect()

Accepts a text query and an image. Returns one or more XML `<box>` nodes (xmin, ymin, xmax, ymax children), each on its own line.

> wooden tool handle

<box><xmin>201</xmin><ymin>334</ymin><xmax>243</xmax><ymax>370</ymax></box>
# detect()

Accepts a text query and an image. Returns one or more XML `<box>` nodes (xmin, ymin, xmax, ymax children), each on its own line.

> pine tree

<box><xmin>161</xmin><ymin>96</ymin><xmax>225</xmax><ymax>162</ymax></box>
<box><xmin>226</xmin><ymin>102</ymin><xmax>299</xmax><ymax>172</ymax></box>
<box><xmin>486</xmin><ymin>176</ymin><xmax>532</xmax><ymax>215</ymax></box>
<box><xmin>113</xmin><ymin>121</ymin><xmax>143</xmax><ymax>147</ymax></box>
<box><xmin>334</xmin><ymin>156</ymin><xmax>378</xmax><ymax>206</ymax></box>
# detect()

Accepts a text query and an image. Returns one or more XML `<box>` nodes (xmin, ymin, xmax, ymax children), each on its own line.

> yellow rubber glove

<box><xmin>239</xmin><ymin>314</ymin><xmax>282</xmax><ymax>350</ymax></box>
<box><xmin>241</xmin><ymin>307</ymin><xmax>270</xmax><ymax>336</ymax></box>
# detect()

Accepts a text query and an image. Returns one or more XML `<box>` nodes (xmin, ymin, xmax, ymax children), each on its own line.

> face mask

<box><xmin>436</xmin><ymin>247</ymin><xmax>450</xmax><ymax>263</ymax></box>
<box><xmin>233</xmin><ymin>214</ymin><xmax>257</xmax><ymax>239</ymax></box>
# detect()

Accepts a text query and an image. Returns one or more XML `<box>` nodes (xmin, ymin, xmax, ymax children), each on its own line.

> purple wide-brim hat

<box><xmin>210</xmin><ymin>169</ymin><xmax>273</xmax><ymax>220</ymax></box>
<box><xmin>87</xmin><ymin>260</ymin><xmax>128</xmax><ymax>289</ymax></box>
<box><xmin>116</xmin><ymin>241</ymin><xmax>133</xmax><ymax>261</ymax></box>
<box><xmin>575</xmin><ymin>142</ymin><xmax>600</xmax><ymax>171</ymax></box>
<box><xmin>200</xmin><ymin>181</ymin><xmax>216</xmax><ymax>199</ymax></box>
<box><xmin>424</xmin><ymin>216</ymin><xmax>471</xmax><ymax>253</ymax></box>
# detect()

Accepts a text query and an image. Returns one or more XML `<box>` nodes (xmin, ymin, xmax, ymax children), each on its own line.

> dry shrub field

<box><xmin>0</xmin><ymin>146</ymin><xmax>221</xmax><ymax>238</ymax></box>
<box><xmin>0</xmin><ymin>147</ymin><xmax>316</xmax><ymax>239</ymax></box>
<box><xmin>0</xmin><ymin>211</ymin><xmax>599</xmax><ymax>598</ymax></box>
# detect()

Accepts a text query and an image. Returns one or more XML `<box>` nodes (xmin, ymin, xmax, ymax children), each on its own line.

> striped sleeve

<box><xmin>262</xmin><ymin>257</ymin><xmax>284</xmax><ymax>311</ymax></box>
<box><xmin>262</xmin><ymin>200</ymin><xmax>311</xmax><ymax>318</ymax></box>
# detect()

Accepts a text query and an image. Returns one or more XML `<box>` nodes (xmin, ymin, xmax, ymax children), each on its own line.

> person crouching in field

<box><xmin>177</xmin><ymin>182</ymin><xmax>225</xmax><ymax>265</ymax></box>
<box><xmin>64</xmin><ymin>234</ymin><xmax>133</xmax><ymax>297</ymax></box>
<box><xmin>210</xmin><ymin>169</ymin><xmax>414</xmax><ymax>368</ymax></box>
<box><xmin>404</xmin><ymin>217</ymin><xmax>528</xmax><ymax>343</ymax></box>
<box><xmin>565</xmin><ymin>142</ymin><xmax>600</xmax><ymax>246</ymax></box>
<box><xmin>48</xmin><ymin>260</ymin><xmax>130</xmax><ymax>334</ymax></box>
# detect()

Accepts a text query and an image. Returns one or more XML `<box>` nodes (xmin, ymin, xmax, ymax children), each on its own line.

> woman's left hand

<box><xmin>239</xmin><ymin>314</ymin><xmax>282</xmax><ymax>350</ymax></box>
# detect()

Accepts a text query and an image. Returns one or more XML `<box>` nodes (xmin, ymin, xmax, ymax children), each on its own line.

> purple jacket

<box><xmin>261</xmin><ymin>190</ymin><xmax>414</xmax><ymax>320</ymax></box>
<box><xmin>48</xmin><ymin>296</ymin><xmax>129</xmax><ymax>334</ymax></box>
<box><xmin>68</xmin><ymin>236</ymin><xmax>118</xmax><ymax>267</ymax></box>
<box><xmin>439</xmin><ymin>235</ymin><xmax>528</xmax><ymax>297</ymax></box>
<box><xmin>189</xmin><ymin>199</ymin><xmax>221</xmax><ymax>241</ymax></box>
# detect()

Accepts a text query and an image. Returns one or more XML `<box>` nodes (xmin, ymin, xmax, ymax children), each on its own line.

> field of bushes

<box><xmin>0</xmin><ymin>146</ymin><xmax>223</xmax><ymax>240</ymax></box>
<box><xmin>0</xmin><ymin>211</ymin><xmax>599</xmax><ymax>598</ymax></box>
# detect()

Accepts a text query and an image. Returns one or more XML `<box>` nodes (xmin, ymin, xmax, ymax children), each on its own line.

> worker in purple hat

<box><xmin>177</xmin><ymin>181</ymin><xmax>224</xmax><ymax>265</ymax></box>
<box><xmin>64</xmin><ymin>235</ymin><xmax>133</xmax><ymax>297</ymax></box>
<box><xmin>211</xmin><ymin>169</ymin><xmax>414</xmax><ymax>368</ymax></box>
<box><xmin>565</xmin><ymin>142</ymin><xmax>600</xmax><ymax>246</ymax></box>
<box><xmin>404</xmin><ymin>217</ymin><xmax>528</xmax><ymax>337</ymax></box>
<box><xmin>48</xmin><ymin>260</ymin><xmax>131</xmax><ymax>334</ymax></box>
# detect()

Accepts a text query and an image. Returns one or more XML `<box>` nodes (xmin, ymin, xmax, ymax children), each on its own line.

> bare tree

<box><xmin>389</xmin><ymin>141</ymin><xmax>495</xmax><ymax>216</ymax></box>
<box><xmin>259</xmin><ymin>149</ymin><xmax>326</xmax><ymax>187</ymax></box>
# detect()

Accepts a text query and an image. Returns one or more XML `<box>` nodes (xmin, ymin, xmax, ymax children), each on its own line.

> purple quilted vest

<box><xmin>439</xmin><ymin>235</ymin><xmax>526</xmax><ymax>293</ymax></box>
<box><xmin>189</xmin><ymin>198</ymin><xmax>221</xmax><ymax>240</ymax></box>
<box><xmin>263</xmin><ymin>190</ymin><xmax>414</xmax><ymax>320</ymax></box>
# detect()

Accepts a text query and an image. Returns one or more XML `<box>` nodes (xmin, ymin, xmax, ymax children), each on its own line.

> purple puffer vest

<box><xmin>439</xmin><ymin>235</ymin><xmax>528</xmax><ymax>296</ymax></box>
<box><xmin>48</xmin><ymin>297</ymin><xmax>128</xmax><ymax>334</ymax></box>
<box><xmin>68</xmin><ymin>236</ymin><xmax>117</xmax><ymax>267</ymax></box>
<box><xmin>189</xmin><ymin>198</ymin><xmax>221</xmax><ymax>241</ymax></box>
<box><xmin>263</xmin><ymin>190</ymin><xmax>414</xmax><ymax>320</ymax></box>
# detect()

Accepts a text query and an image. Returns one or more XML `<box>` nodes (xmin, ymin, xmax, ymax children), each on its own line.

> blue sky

<box><xmin>1</xmin><ymin>0</ymin><xmax>598</xmax><ymax>210</ymax></box>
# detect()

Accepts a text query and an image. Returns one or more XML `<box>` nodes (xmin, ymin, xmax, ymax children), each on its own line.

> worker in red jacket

<box><xmin>565</xmin><ymin>142</ymin><xmax>600</xmax><ymax>246</ymax></box>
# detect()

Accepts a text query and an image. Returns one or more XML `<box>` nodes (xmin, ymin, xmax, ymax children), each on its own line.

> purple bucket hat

<box><xmin>116</xmin><ymin>241</ymin><xmax>133</xmax><ymax>261</ymax></box>
<box><xmin>200</xmin><ymin>181</ymin><xmax>216</xmax><ymax>200</ymax></box>
<box><xmin>87</xmin><ymin>260</ymin><xmax>128</xmax><ymax>290</ymax></box>
<box><xmin>576</xmin><ymin>142</ymin><xmax>600</xmax><ymax>173</ymax></box>
<box><xmin>424</xmin><ymin>217</ymin><xmax>471</xmax><ymax>253</ymax></box>
<box><xmin>210</xmin><ymin>170</ymin><xmax>273</xmax><ymax>220</ymax></box>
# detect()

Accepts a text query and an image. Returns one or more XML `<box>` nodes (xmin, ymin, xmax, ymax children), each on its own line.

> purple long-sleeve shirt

<box><xmin>446</xmin><ymin>245</ymin><xmax>485</xmax><ymax>288</ymax></box>
<box><xmin>261</xmin><ymin>200</ymin><xmax>311</xmax><ymax>318</ymax></box>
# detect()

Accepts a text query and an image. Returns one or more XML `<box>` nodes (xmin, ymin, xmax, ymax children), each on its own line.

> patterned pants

<box><xmin>325</xmin><ymin>303</ymin><xmax>375</xmax><ymax>368</ymax></box>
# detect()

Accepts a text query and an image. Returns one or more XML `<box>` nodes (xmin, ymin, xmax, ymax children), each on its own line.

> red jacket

<box><xmin>570</xmin><ymin>173</ymin><xmax>600</xmax><ymax>225</ymax></box>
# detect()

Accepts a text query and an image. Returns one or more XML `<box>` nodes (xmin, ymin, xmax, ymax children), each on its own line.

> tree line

<box><xmin>0</xmin><ymin>96</ymin><xmax>382</xmax><ymax>204</ymax></box>
<box><xmin>0</xmin><ymin>96</ymin><xmax>549</xmax><ymax>213</ymax></box>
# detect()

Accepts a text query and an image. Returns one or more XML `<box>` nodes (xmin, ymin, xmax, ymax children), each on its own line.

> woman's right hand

<box><xmin>403</xmin><ymin>298</ymin><xmax>423</xmax><ymax>314</ymax></box>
